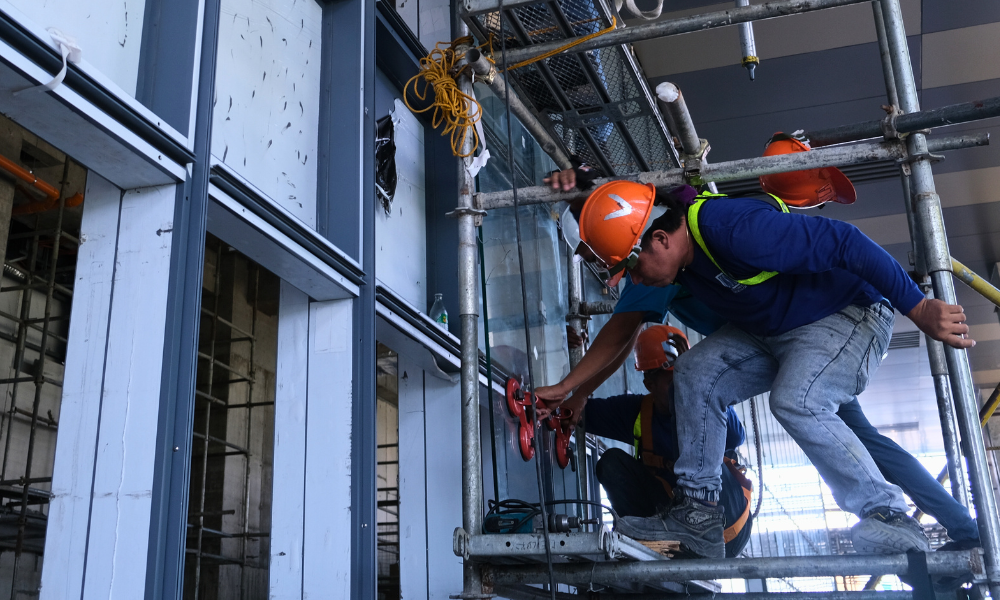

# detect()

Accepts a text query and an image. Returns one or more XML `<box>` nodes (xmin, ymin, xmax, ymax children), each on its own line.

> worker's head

<box><xmin>578</xmin><ymin>182</ymin><xmax>692</xmax><ymax>288</ymax></box>
<box><xmin>635</xmin><ymin>325</ymin><xmax>689</xmax><ymax>395</ymax></box>
<box><xmin>758</xmin><ymin>132</ymin><xmax>856</xmax><ymax>208</ymax></box>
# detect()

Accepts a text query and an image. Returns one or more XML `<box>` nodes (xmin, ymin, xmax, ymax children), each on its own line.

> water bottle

<box><xmin>429</xmin><ymin>293</ymin><xmax>448</xmax><ymax>328</ymax></box>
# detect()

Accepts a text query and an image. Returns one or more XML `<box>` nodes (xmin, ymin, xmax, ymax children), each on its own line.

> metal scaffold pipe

<box><xmin>455</xmin><ymin>29</ymin><xmax>487</xmax><ymax>599</ymax></box>
<box><xmin>466</xmin><ymin>48</ymin><xmax>573</xmax><ymax>171</ymax></box>
<box><xmin>878</xmin><ymin>0</ymin><xmax>1000</xmax><ymax>596</ymax></box>
<box><xmin>493</xmin><ymin>591</ymin><xmax>918</xmax><ymax>600</ymax></box>
<box><xmin>655</xmin><ymin>82</ymin><xmax>718</xmax><ymax>194</ymax></box>
<box><xmin>485</xmin><ymin>550</ymin><xmax>982</xmax><ymax>586</ymax></box>
<box><xmin>805</xmin><ymin>96</ymin><xmax>1000</xmax><ymax>148</ymax></box>
<box><xmin>476</xmin><ymin>0</ymin><xmax>870</xmax><ymax>66</ymax></box>
<box><xmin>925</xmin><ymin>329</ymin><xmax>970</xmax><ymax>507</ymax></box>
<box><xmin>736</xmin><ymin>0</ymin><xmax>760</xmax><ymax>80</ymax></box>
<box><xmin>474</xmin><ymin>132</ymin><xmax>988</xmax><ymax>210</ymax></box>
<box><xmin>566</xmin><ymin>254</ymin><xmax>589</xmax><ymax>519</ymax></box>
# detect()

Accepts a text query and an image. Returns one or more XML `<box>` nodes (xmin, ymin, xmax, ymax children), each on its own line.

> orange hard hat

<box><xmin>758</xmin><ymin>133</ymin><xmax>856</xmax><ymax>208</ymax></box>
<box><xmin>579</xmin><ymin>180</ymin><xmax>662</xmax><ymax>287</ymax></box>
<box><xmin>635</xmin><ymin>325</ymin><xmax>690</xmax><ymax>371</ymax></box>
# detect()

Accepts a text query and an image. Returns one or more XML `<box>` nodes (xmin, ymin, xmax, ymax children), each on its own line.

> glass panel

<box><xmin>184</xmin><ymin>235</ymin><xmax>279</xmax><ymax>599</ymax></box>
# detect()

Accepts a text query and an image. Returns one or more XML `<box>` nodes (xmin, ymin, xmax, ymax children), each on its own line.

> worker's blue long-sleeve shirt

<box><xmin>674</xmin><ymin>196</ymin><xmax>925</xmax><ymax>336</ymax></box>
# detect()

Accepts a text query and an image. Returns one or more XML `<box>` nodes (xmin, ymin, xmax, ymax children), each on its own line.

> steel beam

<box><xmin>482</xmin><ymin>0</ymin><xmax>870</xmax><ymax>66</ymax></box>
<box><xmin>805</xmin><ymin>96</ymin><xmax>1000</xmax><ymax>148</ymax></box>
<box><xmin>474</xmin><ymin>132</ymin><xmax>988</xmax><ymax>210</ymax></box>
<box><xmin>484</xmin><ymin>550</ymin><xmax>983</xmax><ymax>586</ymax></box>
<box><xmin>878</xmin><ymin>0</ymin><xmax>1000</xmax><ymax>597</ymax></box>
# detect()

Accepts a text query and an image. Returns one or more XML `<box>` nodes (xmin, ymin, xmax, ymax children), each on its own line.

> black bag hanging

<box><xmin>375</xmin><ymin>114</ymin><xmax>397</xmax><ymax>215</ymax></box>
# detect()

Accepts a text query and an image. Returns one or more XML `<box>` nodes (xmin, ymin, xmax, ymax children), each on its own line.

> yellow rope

<box><xmin>402</xmin><ymin>16</ymin><xmax>617</xmax><ymax>157</ymax></box>
<box><xmin>403</xmin><ymin>37</ymin><xmax>488</xmax><ymax>158</ymax></box>
<box><xmin>505</xmin><ymin>16</ymin><xmax>617</xmax><ymax>71</ymax></box>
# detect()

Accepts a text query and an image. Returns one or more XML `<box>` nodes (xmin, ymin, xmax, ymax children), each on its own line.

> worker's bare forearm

<box><xmin>536</xmin><ymin>312</ymin><xmax>643</xmax><ymax>403</ymax></box>
<box><xmin>572</xmin><ymin>326</ymin><xmax>641</xmax><ymax>399</ymax></box>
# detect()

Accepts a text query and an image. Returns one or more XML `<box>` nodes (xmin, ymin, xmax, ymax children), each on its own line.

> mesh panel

<box><xmin>469</xmin><ymin>0</ymin><xmax>680</xmax><ymax>175</ymax></box>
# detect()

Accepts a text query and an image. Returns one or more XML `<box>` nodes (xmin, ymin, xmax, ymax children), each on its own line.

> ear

<box><xmin>650</xmin><ymin>229</ymin><xmax>670</xmax><ymax>248</ymax></box>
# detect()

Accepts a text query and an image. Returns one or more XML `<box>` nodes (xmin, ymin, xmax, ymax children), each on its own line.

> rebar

<box><xmin>8</xmin><ymin>159</ymin><xmax>69</xmax><ymax>590</ymax></box>
<box><xmin>474</xmin><ymin>132</ymin><xmax>988</xmax><ymax>210</ymax></box>
<box><xmin>877</xmin><ymin>0</ymin><xmax>1000</xmax><ymax>596</ymax></box>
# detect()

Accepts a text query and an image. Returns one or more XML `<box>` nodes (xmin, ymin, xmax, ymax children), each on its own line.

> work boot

<box><xmin>850</xmin><ymin>507</ymin><xmax>930</xmax><ymax>554</ymax></box>
<box><xmin>615</xmin><ymin>493</ymin><xmax>725</xmax><ymax>559</ymax></box>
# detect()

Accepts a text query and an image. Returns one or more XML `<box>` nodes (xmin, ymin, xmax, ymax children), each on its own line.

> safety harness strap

<box><xmin>722</xmin><ymin>456</ymin><xmax>754</xmax><ymax>543</ymax></box>
<box><xmin>633</xmin><ymin>394</ymin><xmax>670</xmax><ymax>470</ymax></box>
<box><xmin>687</xmin><ymin>193</ymin><xmax>789</xmax><ymax>287</ymax></box>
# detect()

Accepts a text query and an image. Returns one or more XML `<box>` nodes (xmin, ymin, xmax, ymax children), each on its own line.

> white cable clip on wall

<box><xmin>15</xmin><ymin>28</ymin><xmax>82</xmax><ymax>96</ymax></box>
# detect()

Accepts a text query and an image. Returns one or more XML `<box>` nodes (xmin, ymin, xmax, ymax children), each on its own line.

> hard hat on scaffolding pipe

<box><xmin>758</xmin><ymin>132</ymin><xmax>856</xmax><ymax>208</ymax></box>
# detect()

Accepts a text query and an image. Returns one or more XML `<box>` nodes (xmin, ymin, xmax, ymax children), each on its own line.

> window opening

<box><xmin>376</xmin><ymin>343</ymin><xmax>399</xmax><ymax>600</ymax></box>
<box><xmin>184</xmin><ymin>235</ymin><xmax>279</xmax><ymax>600</ymax></box>
<box><xmin>0</xmin><ymin>114</ymin><xmax>85</xmax><ymax>599</ymax></box>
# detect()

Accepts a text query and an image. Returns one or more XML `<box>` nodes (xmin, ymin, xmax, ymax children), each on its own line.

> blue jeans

<box><xmin>838</xmin><ymin>398</ymin><xmax>980</xmax><ymax>542</ymax></box>
<box><xmin>673</xmin><ymin>302</ymin><xmax>909</xmax><ymax>516</ymax></box>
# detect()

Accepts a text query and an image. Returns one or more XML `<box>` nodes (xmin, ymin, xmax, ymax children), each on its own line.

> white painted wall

<box><xmin>269</xmin><ymin>281</ymin><xmax>309</xmax><ymax>599</ymax></box>
<box><xmin>42</xmin><ymin>177</ymin><xmax>177</xmax><ymax>600</ymax></box>
<box><xmin>423</xmin><ymin>369</ymin><xmax>463</xmax><ymax>598</ymax></box>
<box><xmin>213</xmin><ymin>0</ymin><xmax>322</xmax><ymax>228</ymax></box>
<box><xmin>376</xmin><ymin>99</ymin><xmax>427</xmax><ymax>310</ymax></box>
<box><xmin>397</xmin><ymin>354</ymin><xmax>428</xmax><ymax>599</ymax></box>
<box><xmin>303</xmin><ymin>299</ymin><xmax>354</xmax><ymax>597</ymax></box>
<box><xmin>0</xmin><ymin>0</ymin><xmax>146</xmax><ymax>96</ymax></box>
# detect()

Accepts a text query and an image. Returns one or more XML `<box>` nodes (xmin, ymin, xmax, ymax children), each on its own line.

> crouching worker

<box><xmin>564</xmin><ymin>325</ymin><xmax>753</xmax><ymax>558</ymax></box>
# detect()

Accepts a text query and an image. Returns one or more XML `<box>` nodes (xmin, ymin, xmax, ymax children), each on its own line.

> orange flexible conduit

<box><xmin>0</xmin><ymin>154</ymin><xmax>83</xmax><ymax>215</ymax></box>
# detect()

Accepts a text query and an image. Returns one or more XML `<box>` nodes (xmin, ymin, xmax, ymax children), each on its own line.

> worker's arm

<box><xmin>715</xmin><ymin>202</ymin><xmax>973</xmax><ymax>349</ymax></box>
<box><xmin>562</xmin><ymin>324</ymin><xmax>642</xmax><ymax>407</ymax></box>
<box><xmin>535</xmin><ymin>311</ymin><xmax>644</xmax><ymax>406</ymax></box>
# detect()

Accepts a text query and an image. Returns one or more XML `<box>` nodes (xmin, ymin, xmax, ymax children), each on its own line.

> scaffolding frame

<box><xmin>453</xmin><ymin>0</ymin><xmax>1000</xmax><ymax>597</ymax></box>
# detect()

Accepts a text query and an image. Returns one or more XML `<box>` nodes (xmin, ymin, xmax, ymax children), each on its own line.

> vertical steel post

<box><xmin>927</xmin><ymin>330</ymin><xmax>970</xmax><ymax>506</ymax></box>
<box><xmin>456</xmin><ymin>22</ymin><xmax>486</xmax><ymax>598</ymax></box>
<box><xmin>871</xmin><ymin>0</ymin><xmax>968</xmax><ymax>505</ymax></box>
<box><xmin>655</xmin><ymin>82</ymin><xmax>718</xmax><ymax>194</ymax></box>
<box><xmin>879</xmin><ymin>1</ymin><xmax>1000</xmax><ymax>594</ymax></box>
<box><xmin>567</xmin><ymin>254</ymin><xmax>590</xmax><ymax>521</ymax></box>
<box><xmin>735</xmin><ymin>0</ymin><xmax>759</xmax><ymax>80</ymax></box>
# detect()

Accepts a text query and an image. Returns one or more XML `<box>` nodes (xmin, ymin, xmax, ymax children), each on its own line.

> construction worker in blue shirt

<box><xmin>539</xmin><ymin>164</ymin><xmax>975</xmax><ymax>558</ymax></box>
<box><xmin>554</xmin><ymin>173</ymin><xmax>980</xmax><ymax>555</ymax></box>
<box><xmin>565</xmin><ymin>325</ymin><xmax>755</xmax><ymax>558</ymax></box>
